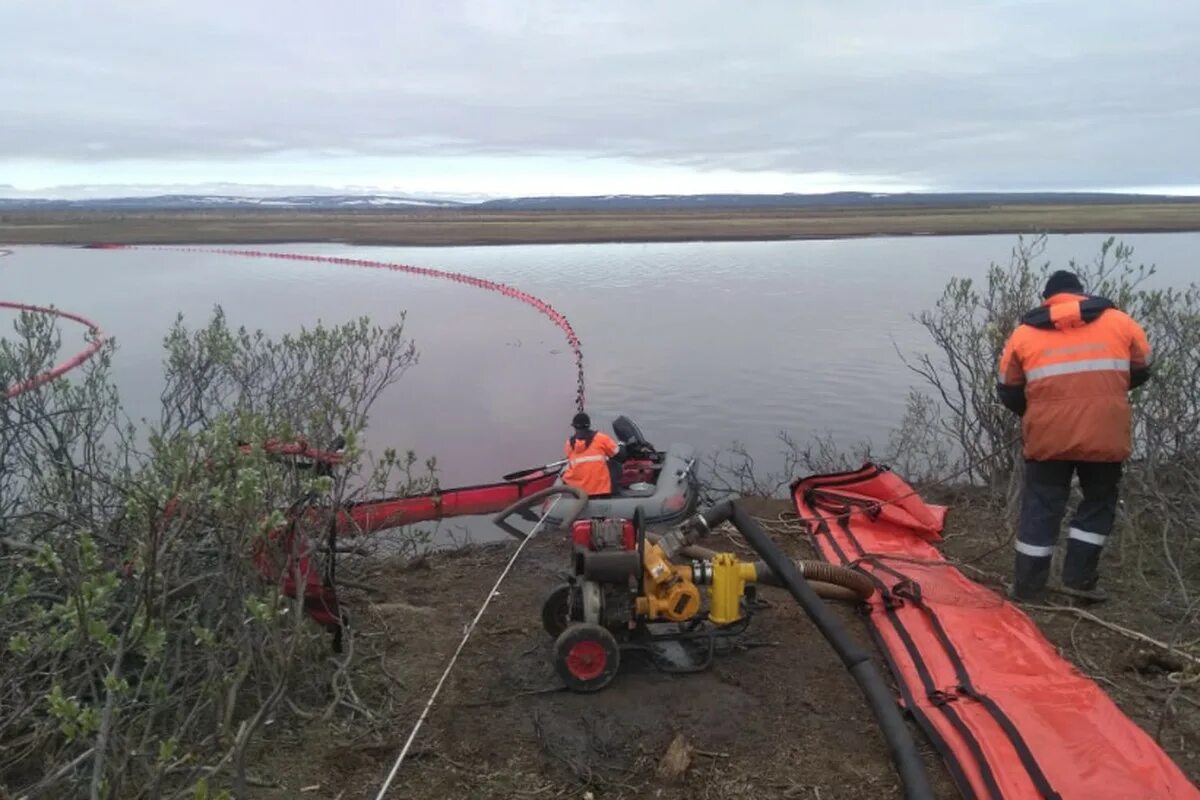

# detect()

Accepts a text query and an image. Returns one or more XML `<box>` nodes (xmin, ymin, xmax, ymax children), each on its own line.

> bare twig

<box><xmin>14</xmin><ymin>747</ymin><xmax>96</xmax><ymax>800</ymax></box>
<box><xmin>1025</xmin><ymin>604</ymin><xmax>1200</xmax><ymax>666</ymax></box>
<box><xmin>89</xmin><ymin>630</ymin><xmax>130</xmax><ymax>800</ymax></box>
<box><xmin>457</xmin><ymin>686</ymin><xmax>566</xmax><ymax>708</ymax></box>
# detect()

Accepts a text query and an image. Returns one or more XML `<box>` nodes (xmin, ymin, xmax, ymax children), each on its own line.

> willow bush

<box><xmin>1</xmin><ymin>307</ymin><xmax>433</xmax><ymax>799</ymax></box>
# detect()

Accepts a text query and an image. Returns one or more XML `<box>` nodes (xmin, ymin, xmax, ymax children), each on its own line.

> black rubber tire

<box><xmin>541</xmin><ymin>583</ymin><xmax>573</xmax><ymax>637</ymax></box>
<box><xmin>553</xmin><ymin>623</ymin><xmax>621</xmax><ymax>693</ymax></box>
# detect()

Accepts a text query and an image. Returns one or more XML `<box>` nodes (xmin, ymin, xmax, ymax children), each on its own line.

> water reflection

<box><xmin>3</xmin><ymin>233</ymin><xmax>1197</xmax><ymax>544</ymax></box>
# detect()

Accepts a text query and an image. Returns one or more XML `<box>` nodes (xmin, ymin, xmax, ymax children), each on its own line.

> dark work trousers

<box><xmin>1013</xmin><ymin>459</ymin><xmax>1123</xmax><ymax>597</ymax></box>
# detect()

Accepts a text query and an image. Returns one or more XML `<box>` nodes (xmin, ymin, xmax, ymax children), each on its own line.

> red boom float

<box><xmin>2</xmin><ymin>249</ymin><xmax>111</xmax><ymax>399</ymax></box>
<box><xmin>133</xmin><ymin>245</ymin><xmax>587</xmax><ymax>414</ymax></box>
<box><xmin>12</xmin><ymin>244</ymin><xmax>589</xmax><ymax>646</ymax></box>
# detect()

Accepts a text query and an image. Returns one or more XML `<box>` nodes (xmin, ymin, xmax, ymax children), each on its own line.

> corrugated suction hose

<box><xmin>752</xmin><ymin>559</ymin><xmax>875</xmax><ymax>601</ymax></box>
<box><xmin>643</xmin><ymin>532</ymin><xmax>874</xmax><ymax>601</ymax></box>
<box><xmin>715</xmin><ymin>499</ymin><xmax>935</xmax><ymax>800</ymax></box>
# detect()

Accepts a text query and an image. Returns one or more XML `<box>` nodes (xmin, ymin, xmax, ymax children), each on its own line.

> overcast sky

<box><xmin>2</xmin><ymin>1</ymin><xmax>1199</xmax><ymax>197</ymax></box>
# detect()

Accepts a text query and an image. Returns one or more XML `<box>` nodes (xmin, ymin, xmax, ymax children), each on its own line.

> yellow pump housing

<box><xmin>633</xmin><ymin>540</ymin><xmax>761</xmax><ymax>626</ymax></box>
<box><xmin>707</xmin><ymin>553</ymin><xmax>760</xmax><ymax>625</ymax></box>
<box><xmin>636</xmin><ymin>539</ymin><xmax>702</xmax><ymax>622</ymax></box>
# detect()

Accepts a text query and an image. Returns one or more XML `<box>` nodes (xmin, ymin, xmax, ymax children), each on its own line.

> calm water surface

<box><xmin>3</xmin><ymin>234</ymin><xmax>1198</xmax><ymax>541</ymax></box>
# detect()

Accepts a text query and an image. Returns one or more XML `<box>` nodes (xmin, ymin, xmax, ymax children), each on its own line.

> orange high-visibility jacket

<box><xmin>998</xmin><ymin>293</ymin><xmax>1152</xmax><ymax>462</ymax></box>
<box><xmin>562</xmin><ymin>431</ymin><xmax>620</xmax><ymax>496</ymax></box>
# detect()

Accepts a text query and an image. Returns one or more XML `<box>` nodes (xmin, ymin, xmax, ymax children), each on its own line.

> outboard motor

<box><xmin>612</xmin><ymin>415</ymin><xmax>656</xmax><ymax>459</ymax></box>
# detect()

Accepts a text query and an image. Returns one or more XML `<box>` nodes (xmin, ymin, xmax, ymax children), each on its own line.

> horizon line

<box><xmin>6</xmin><ymin>187</ymin><xmax>1200</xmax><ymax>202</ymax></box>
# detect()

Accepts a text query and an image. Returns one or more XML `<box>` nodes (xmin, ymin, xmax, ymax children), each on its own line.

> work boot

<box><xmin>1011</xmin><ymin>552</ymin><xmax>1052</xmax><ymax>604</ymax></box>
<box><xmin>1055</xmin><ymin>582</ymin><xmax>1108</xmax><ymax>604</ymax></box>
<box><xmin>1006</xmin><ymin>583</ymin><xmax>1047</xmax><ymax>604</ymax></box>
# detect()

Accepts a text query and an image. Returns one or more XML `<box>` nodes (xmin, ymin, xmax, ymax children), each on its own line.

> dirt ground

<box><xmin>243</xmin><ymin>494</ymin><xmax>1199</xmax><ymax>799</ymax></box>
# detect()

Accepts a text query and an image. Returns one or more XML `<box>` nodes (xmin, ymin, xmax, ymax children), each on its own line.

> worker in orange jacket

<box><xmin>997</xmin><ymin>270</ymin><xmax>1152</xmax><ymax>603</ymax></box>
<box><xmin>562</xmin><ymin>412</ymin><xmax>623</xmax><ymax>496</ymax></box>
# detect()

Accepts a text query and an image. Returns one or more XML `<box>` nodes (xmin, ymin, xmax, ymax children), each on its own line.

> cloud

<box><xmin>2</xmin><ymin>1</ymin><xmax>1198</xmax><ymax>192</ymax></box>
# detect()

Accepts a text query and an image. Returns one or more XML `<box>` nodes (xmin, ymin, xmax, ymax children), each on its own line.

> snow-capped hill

<box><xmin>0</xmin><ymin>194</ymin><xmax>466</xmax><ymax>210</ymax></box>
<box><xmin>1</xmin><ymin>190</ymin><xmax>1195</xmax><ymax>212</ymax></box>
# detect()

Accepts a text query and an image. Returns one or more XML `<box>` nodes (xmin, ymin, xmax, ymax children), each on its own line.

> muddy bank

<box><xmin>242</xmin><ymin>496</ymin><xmax>1198</xmax><ymax>799</ymax></box>
<box><xmin>247</xmin><ymin>506</ymin><xmax>959</xmax><ymax>799</ymax></box>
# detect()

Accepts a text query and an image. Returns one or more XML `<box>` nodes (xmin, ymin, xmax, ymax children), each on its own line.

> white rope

<box><xmin>372</xmin><ymin>496</ymin><xmax>562</xmax><ymax>800</ymax></box>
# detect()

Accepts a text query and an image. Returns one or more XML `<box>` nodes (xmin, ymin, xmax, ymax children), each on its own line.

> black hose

<box><xmin>711</xmin><ymin>500</ymin><xmax>935</xmax><ymax>800</ymax></box>
<box><xmin>491</xmin><ymin>485</ymin><xmax>589</xmax><ymax>540</ymax></box>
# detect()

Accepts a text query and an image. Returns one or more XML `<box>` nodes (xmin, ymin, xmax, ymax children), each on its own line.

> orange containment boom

<box><xmin>792</xmin><ymin>464</ymin><xmax>1200</xmax><ymax>800</ymax></box>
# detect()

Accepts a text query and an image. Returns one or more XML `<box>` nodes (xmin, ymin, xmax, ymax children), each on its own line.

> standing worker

<box><xmin>997</xmin><ymin>270</ymin><xmax>1152</xmax><ymax>603</ymax></box>
<box><xmin>562</xmin><ymin>412</ymin><xmax>622</xmax><ymax>497</ymax></box>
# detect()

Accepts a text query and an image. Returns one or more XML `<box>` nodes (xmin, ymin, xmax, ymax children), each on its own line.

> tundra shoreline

<box><xmin>4</xmin><ymin>202</ymin><xmax>1200</xmax><ymax>246</ymax></box>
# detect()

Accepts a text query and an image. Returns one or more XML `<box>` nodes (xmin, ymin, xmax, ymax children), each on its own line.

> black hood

<box><xmin>1021</xmin><ymin>294</ymin><xmax>1117</xmax><ymax>331</ymax></box>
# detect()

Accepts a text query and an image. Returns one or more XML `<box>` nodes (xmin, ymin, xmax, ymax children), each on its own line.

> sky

<box><xmin>2</xmin><ymin>1</ymin><xmax>1199</xmax><ymax>198</ymax></box>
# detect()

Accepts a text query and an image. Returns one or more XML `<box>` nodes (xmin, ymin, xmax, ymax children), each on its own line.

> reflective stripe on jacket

<box><xmin>562</xmin><ymin>431</ymin><xmax>620</xmax><ymax>495</ymax></box>
<box><xmin>997</xmin><ymin>292</ymin><xmax>1152</xmax><ymax>462</ymax></box>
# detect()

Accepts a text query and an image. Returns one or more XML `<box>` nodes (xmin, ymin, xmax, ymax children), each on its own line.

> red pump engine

<box><xmin>571</xmin><ymin>518</ymin><xmax>637</xmax><ymax>552</ymax></box>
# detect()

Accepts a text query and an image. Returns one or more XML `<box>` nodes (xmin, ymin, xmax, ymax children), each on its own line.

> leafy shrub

<box><xmin>1</xmin><ymin>307</ymin><xmax>432</xmax><ymax>799</ymax></box>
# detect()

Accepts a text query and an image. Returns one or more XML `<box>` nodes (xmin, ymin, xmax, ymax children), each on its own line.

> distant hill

<box><xmin>0</xmin><ymin>194</ymin><xmax>466</xmax><ymax>211</ymax></box>
<box><xmin>2</xmin><ymin>190</ymin><xmax>1199</xmax><ymax>212</ymax></box>
<box><xmin>473</xmin><ymin>191</ymin><xmax>1200</xmax><ymax>211</ymax></box>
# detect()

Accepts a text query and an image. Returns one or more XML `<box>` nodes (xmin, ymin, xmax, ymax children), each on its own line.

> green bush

<box><xmin>1</xmin><ymin>307</ymin><xmax>432</xmax><ymax>799</ymax></box>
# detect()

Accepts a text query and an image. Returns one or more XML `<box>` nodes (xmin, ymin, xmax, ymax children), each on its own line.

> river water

<box><xmin>3</xmin><ymin>233</ymin><xmax>1198</xmax><ymax>541</ymax></box>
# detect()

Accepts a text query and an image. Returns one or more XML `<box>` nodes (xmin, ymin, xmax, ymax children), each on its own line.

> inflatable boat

<box><xmin>261</xmin><ymin>416</ymin><xmax>698</xmax><ymax>535</ymax></box>
<box><xmin>535</xmin><ymin>415</ymin><xmax>700</xmax><ymax>529</ymax></box>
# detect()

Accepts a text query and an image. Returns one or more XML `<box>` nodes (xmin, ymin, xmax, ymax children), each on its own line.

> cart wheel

<box><xmin>541</xmin><ymin>583</ymin><xmax>574</xmax><ymax>637</ymax></box>
<box><xmin>554</xmin><ymin>623</ymin><xmax>620</xmax><ymax>692</ymax></box>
